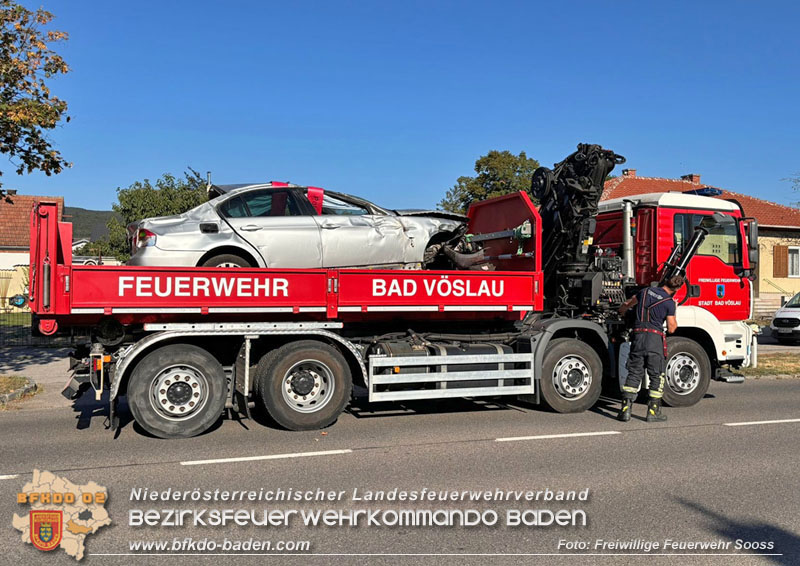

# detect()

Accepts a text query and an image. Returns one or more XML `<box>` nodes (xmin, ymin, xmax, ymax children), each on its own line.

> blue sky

<box><xmin>7</xmin><ymin>0</ymin><xmax>800</xmax><ymax>210</ymax></box>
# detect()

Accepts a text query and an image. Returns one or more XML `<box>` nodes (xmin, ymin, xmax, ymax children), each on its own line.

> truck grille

<box><xmin>773</xmin><ymin>317</ymin><xmax>800</xmax><ymax>328</ymax></box>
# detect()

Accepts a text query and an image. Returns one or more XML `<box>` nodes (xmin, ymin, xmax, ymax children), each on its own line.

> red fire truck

<box><xmin>27</xmin><ymin>145</ymin><xmax>759</xmax><ymax>438</ymax></box>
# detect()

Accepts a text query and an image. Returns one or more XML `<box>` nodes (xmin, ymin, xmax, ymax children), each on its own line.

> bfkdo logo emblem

<box><xmin>30</xmin><ymin>510</ymin><xmax>63</xmax><ymax>551</ymax></box>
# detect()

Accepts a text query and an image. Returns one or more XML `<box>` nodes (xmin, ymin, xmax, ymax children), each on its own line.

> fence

<box><xmin>0</xmin><ymin>297</ymin><xmax>74</xmax><ymax>347</ymax></box>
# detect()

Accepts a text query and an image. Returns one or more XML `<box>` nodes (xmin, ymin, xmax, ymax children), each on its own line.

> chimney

<box><xmin>622</xmin><ymin>169</ymin><xmax>636</xmax><ymax>177</ymax></box>
<box><xmin>681</xmin><ymin>173</ymin><xmax>701</xmax><ymax>184</ymax></box>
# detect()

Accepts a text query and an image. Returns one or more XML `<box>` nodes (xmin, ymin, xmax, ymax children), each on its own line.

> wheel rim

<box><xmin>149</xmin><ymin>364</ymin><xmax>209</xmax><ymax>421</ymax></box>
<box><xmin>216</xmin><ymin>262</ymin><xmax>242</xmax><ymax>268</ymax></box>
<box><xmin>552</xmin><ymin>355</ymin><xmax>592</xmax><ymax>400</ymax></box>
<box><xmin>666</xmin><ymin>353</ymin><xmax>700</xmax><ymax>395</ymax></box>
<box><xmin>281</xmin><ymin>359</ymin><xmax>335</xmax><ymax>413</ymax></box>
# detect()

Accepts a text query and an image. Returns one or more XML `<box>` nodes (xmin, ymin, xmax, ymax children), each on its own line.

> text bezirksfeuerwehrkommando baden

<box><xmin>130</xmin><ymin>487</ymin><xmax>590</xmax><ymax>504</ymax></box>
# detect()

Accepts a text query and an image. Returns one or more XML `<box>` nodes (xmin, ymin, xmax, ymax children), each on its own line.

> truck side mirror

<box><xmin>748</xmin><ymin>221</ymin><xmax>758</xmax><ymax>248</ymax></box>
<box><xmin>744</xmin><ymin>218</ymin><xmax>758</xmax><ymax>271</ymax></box>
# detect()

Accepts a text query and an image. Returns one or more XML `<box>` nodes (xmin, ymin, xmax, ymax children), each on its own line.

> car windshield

<box><xmin>784</xmin><ymin>293</ymin><xmax>800</xmax><ymax>308</ymax></box>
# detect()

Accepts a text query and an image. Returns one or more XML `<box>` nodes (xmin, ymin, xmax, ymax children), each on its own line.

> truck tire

<box><xmin>662</xmin><ymin>337</ymin><xmax>711</xmax><ymax>407</ymax></box>
<box><xmin>256</xmin><ymin>340</ymin><xmax>352</xmax><ymax>431</ymax></box>
<box><xmin>201</xmin><ymin>253</ymin><xmax>252</xmax><ymax>268</ymax></box>
<box><xmin>127</xmin><ymin>344</ymin><xmax>227</xmax><ymax>439</ymax></box>
<box><xmin>540</xmin><ymin>338</ymin><xmax>603</xmax><ymax>413</ymax></box>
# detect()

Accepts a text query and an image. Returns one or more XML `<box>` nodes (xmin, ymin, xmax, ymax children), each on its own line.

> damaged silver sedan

<box><xmin>127</xmin><ymin>183</ymin><xmax>467</xmax><ymax>269</ymax></box>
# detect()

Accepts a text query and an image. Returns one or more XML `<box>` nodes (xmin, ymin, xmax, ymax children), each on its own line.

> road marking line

<box><xmin>0</xmin><ymin>474</ymin><xmax>19</xmax><ymax>480</ymax></box>
<box><xmin>180</xmin><ymin>449</ymin><xmax>352</xmax><ymax>466</ymax></box>
<box><xmin>723</xmin><ymin>418</ymin><xmax>800</xmax><ymax>427</ymax></box>
<box><xmin>495</xmin><ymin>431</ymin><xmax>621</xmax><ymax>442</ymax></box>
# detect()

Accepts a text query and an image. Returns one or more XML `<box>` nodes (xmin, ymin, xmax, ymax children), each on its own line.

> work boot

<box><xmin>617</xmin><ymin>398</ymin><xmax>633</xmax><ymax>422</ymax></box>
<box><xmin>646</xmin><ymin>399</ymin><xmax>667</xmax><ymax>423</ymax></box>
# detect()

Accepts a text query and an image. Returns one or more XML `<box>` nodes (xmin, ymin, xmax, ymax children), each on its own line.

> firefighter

<box><xmin>617</xmin><ymin>275</ymin><xmax>684</xmax><ymax>423</ymax></box>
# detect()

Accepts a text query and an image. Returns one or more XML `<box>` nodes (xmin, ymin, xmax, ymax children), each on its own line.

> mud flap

<box><xmin>231</xmin><ymin>337</ymin><xmax>254</xmax><ymax>419</ymax></box>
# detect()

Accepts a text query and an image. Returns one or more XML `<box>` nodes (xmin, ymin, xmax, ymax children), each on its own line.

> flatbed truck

<box><xmin>27</xmin><ymin>145</ymin><xmax>758</xmax><ymax>438</ymax></box>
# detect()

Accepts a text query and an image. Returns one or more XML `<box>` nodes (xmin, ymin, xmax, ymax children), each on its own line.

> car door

<box><xmin>311</xmin><ymin>193</ymin><xmax>409</xmax><ymax>268</ymax></box>
<box><xmin>218</xmin><ymin>189</ymin><xmax>323</xmax><ymax>268</ymax></box>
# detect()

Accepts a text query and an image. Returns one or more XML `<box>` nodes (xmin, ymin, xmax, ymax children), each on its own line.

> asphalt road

<box><xmin>1</xmin><ymin>378</ymin><xmax>798</xmax><ymax>566</ymax></box>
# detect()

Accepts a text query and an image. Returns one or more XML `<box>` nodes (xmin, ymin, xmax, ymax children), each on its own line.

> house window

<box><xmin>790</xmin><ymin>247</ymin><xmax>800</xmax><ymax>277</ymax></box>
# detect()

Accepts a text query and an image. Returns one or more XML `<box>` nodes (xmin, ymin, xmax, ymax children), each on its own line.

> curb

<box><xmin>0</xmin><ymin>377</ymin><xmax>38</xmax><ymax>406</ymax></box>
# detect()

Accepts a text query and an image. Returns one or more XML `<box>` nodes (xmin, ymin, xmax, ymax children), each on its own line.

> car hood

<box><xmin>774</xmin><ymin>305</ymin><xmax>800</xmax><ymax>318</ymax></box>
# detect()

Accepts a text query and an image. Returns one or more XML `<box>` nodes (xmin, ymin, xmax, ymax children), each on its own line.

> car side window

<box><xmin>321</xmin><ymin>194</ymin><xmax>369</xmax><ymax>216</ymax></box>
<box><xmin>218</xmin><ymin>196</ymin><xmax>248</xmax><ymax>218</ymax></box>
<box><xmin>220</xmin><ymin>190</ymin><xmax>304</xmax><ymax>218</ymax></box>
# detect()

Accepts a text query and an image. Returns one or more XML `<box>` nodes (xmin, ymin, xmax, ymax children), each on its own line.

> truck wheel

<box><xmin>662</xmin><ymin>337</ymin><xmax>711</xmax><ymax>407</ymax></box>
<box><xmin>256</xmin><ymin>340</ymin><xmax>352</xmax><ymax>431</ymax></box>
<box><xmin>127</xmin><ymin>344</ymin><xmax>227</xmax><ymax>439</ymax></box>
<box><xmin>540</xmin><ymin>338</ymin><xmax>603</xmax><ymax>413</ymax></box>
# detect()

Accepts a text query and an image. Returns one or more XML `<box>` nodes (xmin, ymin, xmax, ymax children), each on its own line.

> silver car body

<box><xmin>127</xmin><ymin>183</ymin><xmax>466</xmax><ymax>269</ymax></box>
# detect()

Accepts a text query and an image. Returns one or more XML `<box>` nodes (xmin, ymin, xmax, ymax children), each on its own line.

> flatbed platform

<box><xmin>29</xmin><ymin>193</ymin><xmax>543</xmax><ymax>333</ymax></box>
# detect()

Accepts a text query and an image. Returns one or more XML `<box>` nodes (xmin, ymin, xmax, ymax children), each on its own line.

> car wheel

<box><xmin>256</xmin><ymin>340</ymin><xmax>352</xmax><ymax>431</ymax></box>
<box><xmin>539</xmin><ymin>338</ymin><xmax>603</xmax><ymax>413</ymax></box>
<box><xmin>201</xmin><ymin>253</ymin><xmax>252</xmax><ymax>268</ymax></box>
<box><xmin>127</xmin><ymin>344</ymin><xmax>227</xmax><ymax>439</ymax></box>
<box><xmin>662</xmin><ymin>337</ymin><xmax>711</xmax><ymax>407</ymax></box>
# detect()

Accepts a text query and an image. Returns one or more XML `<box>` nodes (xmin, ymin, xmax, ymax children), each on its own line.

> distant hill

<box><xmin>63</xmin><ymin>207</ymin><xmax>119</xmax><ymax>240</ymax></box>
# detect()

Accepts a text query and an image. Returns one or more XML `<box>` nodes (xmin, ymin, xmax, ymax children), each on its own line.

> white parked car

<box><xmin>770</xmin><ymin>292</ymin><xmax>800</xmax><ymax>344</ymax></box>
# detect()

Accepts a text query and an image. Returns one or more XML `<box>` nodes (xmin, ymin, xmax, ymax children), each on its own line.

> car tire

<box><xmin>201</xmin><ymin>253</ymin><xmax>252</xmax><ymax>268</ymax></box>
<box><xmin>539</xmin><ymin>338</ymin><xmax>603</xmax><ymax>413</ymax></box>
<box><xmin>256</xmin><ymin>340</ymin><xmax>352</xmax><ymax>431</ymax></box>
<box><xmin>127</xmin><ymin>344</ymin><xmax>227</xmax><ymax>439</ymax></box>
<box><xmin>662</xmin><ymin>337</ymin><xmax>711</xmax><ymax>407</ymax></box>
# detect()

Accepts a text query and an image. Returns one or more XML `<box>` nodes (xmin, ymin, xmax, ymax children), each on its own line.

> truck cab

<box><xmin>596</xmin><ymin>192</ymin><xmax>758</xmax><ymax>396</ymax></box>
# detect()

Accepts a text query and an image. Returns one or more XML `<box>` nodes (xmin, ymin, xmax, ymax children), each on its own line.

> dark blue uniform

<box><xmin>622</xmin><ymin>287</ymin><xmax>676</xmax><ymax>400</ymax></box>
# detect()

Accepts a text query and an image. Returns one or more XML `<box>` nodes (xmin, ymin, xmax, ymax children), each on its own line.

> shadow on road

<box><xmin>70</xmin><ymin>389</ymin><xmax>134</xmax><ymax>432</ymax></box>
<box><xmin>675</xmin><ymin>496</ymin><xmax>799</xmax><ymax>565</ymax></box>
<box><xmin>71</xmin><ymin>389</ymin><xmax>227</xmax><ymax>439</ymax></box>
<box><xmin>344</xmin><ymin>386</ymin><xmax>531</xmax><ymax>420</ymax></box>
<box><xmin>0</xmin><ymin>347</ymin><xmax>70</xmax><ymax>374</ymax></box>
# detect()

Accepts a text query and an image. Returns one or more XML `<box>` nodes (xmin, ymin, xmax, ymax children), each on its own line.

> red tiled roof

<box><xmin>0</xmin><ymin>194</ymin><xmax>64</xmax><ymax>249</ymax></box>
<box><xmin>602</xmin><ymin>175</ymin><xmax>800</xmax><ymax>229</ymax></box>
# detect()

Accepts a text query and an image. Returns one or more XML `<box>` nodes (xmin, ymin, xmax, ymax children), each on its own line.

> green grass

<box><xmin>740</xmin><ymin>353</ymin><xmax>800</xmax><ymax>377</ymax></box>
<box><xmin>0</xmin><ymin>312</ymin><xmax>31</xmax><ymax>327</ymax></box>
<box><xmin>0</xmin><ymin>375</ymin><xmax>28</xmax><ymax>395</ymax></box>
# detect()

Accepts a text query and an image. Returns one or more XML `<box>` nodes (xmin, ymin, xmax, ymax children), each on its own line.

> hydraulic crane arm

<box><xmin>530</xmin><ymin>143</ymin><xmax>626</xmax><ymax>313</ymax></box>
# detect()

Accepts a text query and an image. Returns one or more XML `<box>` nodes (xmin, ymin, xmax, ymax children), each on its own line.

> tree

<box><xmin>783</xmin><ymin>174</ymin><xmax>800</xmax><ymax>207</ymax></box>
<box><xmin>0</xmin><ymin>1</ymin><xmax>70</xmax><ymax>199</ymax></box>
<box><xmin>79</xmin><ymin>170</ymin><xmax>208</xmax><ymax>261</ymax></box>
<box><xmin>438</xmin><ymin>150</ymin><xmax>540</xmax><ymax>214</ymax></box>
